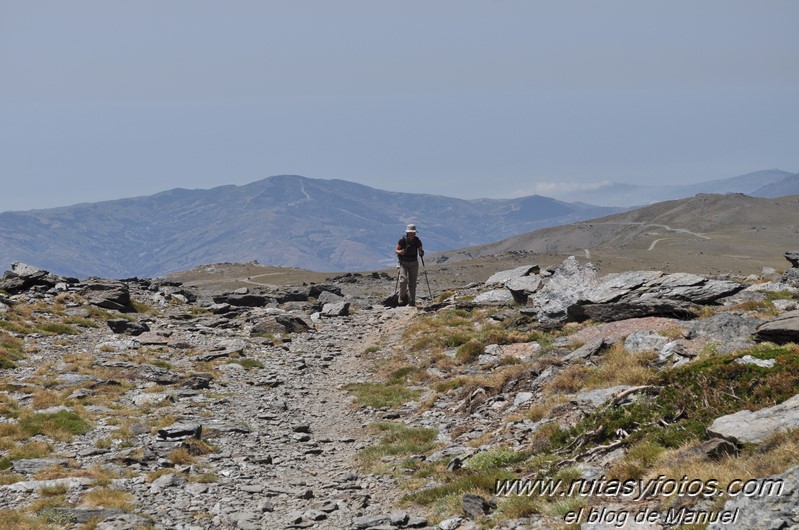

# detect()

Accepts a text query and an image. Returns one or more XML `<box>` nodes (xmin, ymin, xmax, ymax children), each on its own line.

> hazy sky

<box><xmin>2</xmin><ymin>1</ymin><xmax>797</xmax><ymax>212</ymax></box>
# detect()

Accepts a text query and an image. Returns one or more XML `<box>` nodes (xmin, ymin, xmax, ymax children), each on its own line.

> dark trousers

<box><xmin>398</xmin><ymin>260</ymin><xmax>419</xmax><ymax>305</ymax></box>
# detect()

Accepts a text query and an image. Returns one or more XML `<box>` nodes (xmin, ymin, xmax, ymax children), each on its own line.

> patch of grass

<box><xmin>551</xmin><ymin>345</ymin><xmax>799</xmax><ymax>454</ymax></box>
<box><xmin>9</xmin><ymin>440</ymin><xmax>53</xmax><ymax>460</ymax></box>
<box><xmin>0</xmin><ymin>332</ymin><xmax>25</xmax><ymax>369</ymax></box>
<box><xmin>0</xmin><ymin>393</ymin><xmax>20</xmax><ymax>418</ymax></box>
<box><xmin>167</xmin><ymin>447</ymin><xmax>195</xmax><ymax>465</ymax></box>
<box><xmin>63</xmin><ymin>316</ymin><xmax>98</xmax><ymax>328</ymax></box>
<box><xmin>0</xmin><ymin>509</ymin><xmax>58</xmax><ymax>530</ymax></box>
<box><xmin>455</xmin><ymin>339</ymin><xmax>484</xmax><ymax>364</ymax></box>
<box><xmin>229</xmin><ymin>359</ymin><xmax>264</xmax><ymax>370</ymax></box>
<box><xmin>608</xmin><ymin>440</ymin><xmax>666</xmax><ymax>481</ymax></box>
<box><xmin>465</xmin><ymin>447</ymin><xmax>531</xmax><ymax>471</ymax></box>
<box><xmin>0</xmin><ymin>471</ymin><xmax>24</xmax><ymax>485</ymax></box>
<box><xmin>344</xmin><ymin>382</ymin><xmax>421</xmax><ymax>409</ymax></box>
<box><xmin>81</xmin><ymin>487</ymin><xmax>135</xmax><ymax>512</ymax></box>
<box><xmin>36</xmin><ymin>322</ymin><xmax>79</xmax><ymax>335</ymax></box>
<box><xmin>544</xmin><ymin>344</ymin><xmax>656</xmax><ymax>395</ymax></box>
<box><xmin>190</xmin><ymin>472</ymin><xmax>219</xmax><ymax>483</ymax></box>
<box><xmin>359</xmin><ymin>422</ymin><xmax>438</xmax><ymax>470</ymax></box>
<box><xmin>401</xmin><ymin>468</ymin><xmax>514</xmax><ymax>507</ymax></box>
<box><xmin>19</xmin><ymin>410</ymin><xmax>93</xmax><ymax>441</ymax></box>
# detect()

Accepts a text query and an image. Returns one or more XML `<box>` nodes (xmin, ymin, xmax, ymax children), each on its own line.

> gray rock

<box><xmin>563</xmin><ymin>339</ymin><xmax>608</xmax><ymax>362</ymax></box>
<box><xmin>532</xmin><ymin>257</ymin><xmax>598</xmax><ymax>324</ymax></box>
<box><xmin>513</xmin><ymin>392</ymin><xmax>534</xmax><ymax>407</ymax></box>
<box><xmin>1</xmin><ymin>477</ymin><xmax>94</xmax><ymax>493</ymax></box>
<box><xmin>782</xmin><ymin>267</ymin><xmax>799</xmax><ymax>285</ymax></box>
<box><xmin>573</xmin><ymin>385</ymin><xmax>632</xmax><ymax>410</ymax></box>
<box><xmin>505</xmin><ymin>275</ymin><xmax>542</xmax><ymax>302</ymax></box>
<box><xmin>150</xmin><ymin>472</ymin><xmax>187</xmax><ymax>493</ymax></box>
<box><xmin>82</xmin><ymin>279</ymin><xmax>135</xmax><ymax>312</ymax></box>
<box><xmin>157</xmin><ymin>423</ymin><xmax>202</xmax><ymax>440</ymax></box>
<box><xmin>624</xmin><ymin>331</ymin><xmax>669</xmax><ymax>353</ymax></box>
<box><xmin>462</xmin><ymin>494</ymin><xmax>496</xmax><ymax>518</ymax></box>
<box><xmin>12</xmin><ymin>458</ymin><xmax>70</xmax><ymax>474</ymax></box>
<box><xmin>276</xmin><ymin>314</ymin><xmax>312</xmax><ymax>333</ymax></box>
<box><xmin>736</xmin><ymin>355</ymin><xmax>776</xmax><ymax>369</ymax></box>
<box><xmin>473</xmin><ymin>289</ymin><xmax>516</xmax><ymax>306</ymax></box>
<box><xmin>213</xmin><ymin>293</ymin><xmax>269</xmax><ymax>307</ymax></box>
<box><xmin>755</xmin><ymin>310</ymin><xmax>799</xmax><ymax>344</ymax></box>
<box><xmin>208</xmin><ymin>303</ymin><xmax>234</xmax><ymax>314</ymax></box>
<box><xmin>352</xmin><ymin>514</ymin><xmax>390</xmax><ymax>529</ymax></box>
<box><xmin>485</xmin><ymin>265</ymin><xmax>539</xmax><ymax>286</ymax></box>
<box><xmin>709</xmin><ymin>393</ymin><xmax>799</xmax><ymax>444</ymax></box>
<box><xmin>707</xmin><ymin>464</ymin><xmax>799</xmax><ymax>530</ymax></box>
<box><xmin>250</xmin><ymin>319</ymin><xmax>286</xmax><ymax>337</ymax></box>
<box><xmin>317</xmin><ymin>290</ymin><xmax>345</xmax><ymax>306</ymax></box>
<box><xmin>568</xmin><ymin>300</ymin><xmax>699</xmax><ymax>323</ymax></box>
<box><xmin>585</xmin><ymin>271</ymin><xmax>664</xmax><ymax>303</ymax></box>
<box><xmin>785</xmin><ymin>251</ymin><xmax>799</xmax><ymax>268</ymax></box>
<box><xmin>321</xmin><ymin>302</ymin><xmax>350</xmax><ymax>317</ymax></box>
<box><xmin>687</xmin><ymin>312</ymin><xmax>762</xmax><ymax>354</ymax></box>
<box><xmin>439</xmin><ymin>516</ymin><xmax>464</xmax><ymax>530</ymax></box>
<box><xmin>107</xmin><ymin>318</ymin><xmax>150</xmax><ymax>335</ymax></box>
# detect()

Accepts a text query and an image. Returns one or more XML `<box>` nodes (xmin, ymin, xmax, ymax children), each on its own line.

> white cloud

<box><xmin>504</xmin><ymin>180</ymin><xmax>613</xmax><ymax>199</ymax></box>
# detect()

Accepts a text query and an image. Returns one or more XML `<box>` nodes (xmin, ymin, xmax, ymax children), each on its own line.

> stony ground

<box><xmin>0</xmin><ymin>278</ymin><xmax>431</xmax><ymax>530</ymax></box>
<box><xmin>3</xmin><ymin>254</ymin><xmax>799</xmax><ymax>530</ymax></box>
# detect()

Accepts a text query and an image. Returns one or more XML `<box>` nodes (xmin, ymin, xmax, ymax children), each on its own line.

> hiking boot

<box><xmin>399</xmin><ymin>295</ymin><xmax>410</xmax><ymax>306</ymax></box>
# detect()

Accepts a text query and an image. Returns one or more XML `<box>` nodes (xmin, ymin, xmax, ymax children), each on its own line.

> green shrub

<box><xmin>19</xmin><ymin>410</ymin><xmax>93</xmax><ymax>440</ymax></box>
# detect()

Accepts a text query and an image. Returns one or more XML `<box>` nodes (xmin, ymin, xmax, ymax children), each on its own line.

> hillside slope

<box><xmin>442</xmin><ymin>193</ymin><xmax>799</xmax><ymax>275</ymax></box>
<box><xmin>0</xmin><ymin>175</ymin><xmax>616</xmax><ymax>278</ymax></box>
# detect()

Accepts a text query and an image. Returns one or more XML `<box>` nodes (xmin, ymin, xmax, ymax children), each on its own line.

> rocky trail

<box><xmin>3</xmin><ymin>254</ymin><xmax>799</xmax><ymax>530</ymax></box>
<box><xmin>0</xmin><ymin>265</ymin><xmax>429</xmax><ymax>530</ymax></box>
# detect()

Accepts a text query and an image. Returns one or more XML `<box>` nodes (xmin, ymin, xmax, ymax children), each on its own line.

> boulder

<box><xmin>531</xmin><ymin>257</ymin><xmax>598</xmax><ymax>324</ymax></box>
<box><xmin>584</xmin><ymin>271</ymin><xmax>665</xmax><ymax>304</ymax></box>
<box><xmin>686</xmin><ymin>312</ymin><xmax>763</xmax><ymax>354</ymax></box>
<box><xmin>785</xmin><ymin>251</ymin><xmax>799</xmax><ymax>268</ymax></box>
<box><xmin>505</xmin><ymin>275</ymin><xmax>542</xmax><ymax>303</ymax></box>
<box><xmin>754</xmin><ymin>310</ymin><xmax>799</xmax><ymax>344</ymax></box>
<box><xmin>707</xmin><ymin>464</ymin><xmax>799</xmax><ymax>530</ymax></box>
<box><xmin>82</xmin><ymin>280</ymin><xmax>135</xmax><ymax>312</ymax></box>
<box><xmin>0</xmin><ymin>262</ymin><xmax>62</xmax><ymax>294</ymax></box>
<box><xmin>251</xmin><ymin>319</ymin><xmax>287</xmax><ymax>337</ymax></box>
<box><xmin>485</xmin><ymin>265</ymin><xmax>539</xmax><ymax>286</ymax></box>
<box><xmin>473</xmin><ymin>289</ymin><xmax>516</xmax><ymax>306</ymax></box>
<box><xmin>308</xmin><ymin>284</ymin><xmax>343</xmax><ymax>298</ymax></box>
<box><xmin>568</xmin><ymin>300</ymin><xmax>699</xmax><ymax>323</ymax></box>
<box><xmin>462</xmin><ymin>494</ymin><xmax>496</xmax><ymax>518</ymax></box>
<box><xmin>708</xmin><ymin>393</ymin><xmax>799</xmax><ymax>444</ymax></box>
<box><xmin>276</xmin><ymin>314</ymin><xmax>312</xmax><ymax>333</ymax></box>
<box><xmin>106</xmin><ymin>319</ymin><xmax>150</xmax><ymax>336</ymax></box>
<box><xmin>213</xmin><ymin>293</ymin><xmax>269</xmax><ymax>307</ymax></box>
<box><xmin>317</xmin><ymin>290</ymin><xmax>345</xmax><ymax>306</ymax></box>
<box><xmin>321</xmin><ymin>302</ymin><xmax>350</xmax><ymax>317</ymax></box>
<box><xmin>563</xmin><ymin>338</ymin><xmax>608</xmax><ymax>362</ymax></box>
<box><xmin>624</xmin><ymin>331</ymin><xmax>670</xmax><ymax>354</ymax></box>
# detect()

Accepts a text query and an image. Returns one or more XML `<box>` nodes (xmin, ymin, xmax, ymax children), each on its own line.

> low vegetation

<box><xmin>344</xmin><ymin>298</ymin><xmax>799</xmax><ymax>527</ymax></box>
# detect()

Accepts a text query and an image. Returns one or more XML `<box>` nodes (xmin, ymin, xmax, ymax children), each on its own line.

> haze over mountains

<box><xmin>551</xmin><ymin>169</ymin><xmax>799</xmax><ymax>206</ymax></box>
<box><xmin>1</xmin><ymin>170</ymin><xmax>796</xmax><ymax>278</ymax></box>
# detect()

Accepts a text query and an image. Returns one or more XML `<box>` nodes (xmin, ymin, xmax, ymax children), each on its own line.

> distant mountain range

<box><xmin>551</xmin><ymin>169</ymin><xmax>799</xmax><ymax>206</ymax></box>
<box><xmin>0</xmin><ymin>175</ymin><xmax>617</xmax><ymax>278</ymax></box>
<box><xmin>444</xmin><ymin>192</ymin><xmax>799</xmax><ymax>276</ymax></box>
<box><xmin>1</xmin><ymin>170</ymin><xmax>796</xmax><ymax>278</ymax></box>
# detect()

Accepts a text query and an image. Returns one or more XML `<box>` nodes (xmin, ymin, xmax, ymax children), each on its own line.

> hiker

<box><xmin>396</xmin><ymin>224</ymin><xmax>424</xmax><ymax>306</ymax></box>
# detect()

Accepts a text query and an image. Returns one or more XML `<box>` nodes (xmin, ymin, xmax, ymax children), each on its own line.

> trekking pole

<box><xmin>421</xmin><ymin>256</ymin><xmax>433</xmax><ymax>300</ymax></box>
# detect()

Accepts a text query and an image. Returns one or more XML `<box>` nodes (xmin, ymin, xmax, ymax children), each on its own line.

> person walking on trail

<box><xmin>396</xmin><ymin>224</ymin><xmax>424</xmax><ymax>306</ymax></box>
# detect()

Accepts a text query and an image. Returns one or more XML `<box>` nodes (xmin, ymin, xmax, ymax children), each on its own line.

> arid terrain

<box><xmin>2</xmin><ymin>247</ymin><xmax>799</xmax><ymax>530</ymax></box>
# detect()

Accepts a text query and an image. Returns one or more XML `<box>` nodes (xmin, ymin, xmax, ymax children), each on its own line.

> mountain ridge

<box><xmin>0</xmin><ymin>175</ymin><xmax>617</xmax><ymax>278</ymax></box>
